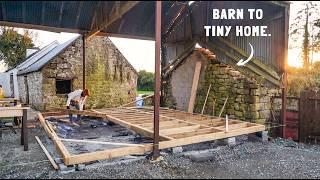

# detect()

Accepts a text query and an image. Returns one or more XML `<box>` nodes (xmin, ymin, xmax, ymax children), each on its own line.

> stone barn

<box><xmin>162</xmin><ymin>48</ymin><xmax>282</xmax><ymax>125</ymax></box>
<box><xmin>17</xmin><ymin>35</ymin><xmax>138</xmax><ymax>110</ymax></box>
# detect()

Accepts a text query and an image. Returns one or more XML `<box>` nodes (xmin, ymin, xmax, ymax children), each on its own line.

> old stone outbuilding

<box><xmin>17</xmin><ymin>35</ymin><xmax>138</xmax><ymax>110</ymax></box>
<box><xmin>162</xmin><ymin>48</ymin><xmax>282</xmax><ymax>125</ymax></box>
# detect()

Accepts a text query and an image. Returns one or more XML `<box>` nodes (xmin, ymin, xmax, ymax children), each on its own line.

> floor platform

<box><xmin>39</xmin><ymin>107</ymin><xmax>265</xmax><ymax>165</ymax></box>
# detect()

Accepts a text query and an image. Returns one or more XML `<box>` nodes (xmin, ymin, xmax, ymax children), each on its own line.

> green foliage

<box><xmin>0</xmin><ymin>27</ymin><xmax>35</xmax><ymax>69</ymax></box>
<box><xmin>137</xmin><ymin>70</ymin><xmax>154</xmax><ymax>91</ymax></box>
<box><xmin>288</xmin><ymin>62</ymin><xmax>320</xmax><ymax>96</ymax></box>
<box><xmin>289</xmin><ymin>2</ymin><xmax>320</xmax><ymax>68</ymax></box>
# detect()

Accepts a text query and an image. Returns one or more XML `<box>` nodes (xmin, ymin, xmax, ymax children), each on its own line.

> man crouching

<box><xmin>66</xmin><ymin>89</ymin><xmax>90</xmax><ymax>125</ymax></box>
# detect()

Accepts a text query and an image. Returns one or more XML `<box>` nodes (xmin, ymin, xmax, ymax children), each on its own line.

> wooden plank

<box><xmin>140</xmin><ymin>121</ymin><xmax>179</xmax><ymax>128</ymax></box>
<box><xmin>60</xmin><ymin>138</ymin><xmax>144</xmax><ymax>147</ymax></box>
<box><xmin>35</xmin><ymin>136</ymin><xmax>59</xmax><ymax>170</ymax></box>
<box><xmin>201</xmin><ymin>84</ymin><xmax>211</xmax><ymax>114</ymax></box>
<box><xmin>170</xmin><ymin>127</ymin><xmax>220</xmax><ymax>139</ymax></box>
<box><xmin>66</xmin><ymin>145</ymin><xmax>153</xmax><ymax>165</ymax></box>
<box><xmin>188</xmin><ymin>60</ymin><xmax>202</xmax><ymax>113</ymax></box>
<box><xmin>42</xmin><ymin>111</ymin><xmax>67</xmax><ymax>117</ymax></box>
<box><xmin>118</xmin><ymin>94</ymin><xmax>154</xmax><ymax>108</ymax></box>
<box><xmin>38</xmin><ymin>113</ymin><xmax>71</xmax><ymax>163</ymax></box>
<box><xmin>0</xmin><ymin>109</ymin><xmax>23</xmax><ymax>118</ymax></box>
<box><xmin>104</xmin><ymin>114</ymin><xmax>173</xmax><ymax>141</ymax></box>
<box><xmin>0</xmin><ymin>107</ymin><xmax>29</xmax><ymax>118</ymax></box>
<box><xmin>160</xmin><ymin>125</ymin><xmax>201</xmax><ymax>135</ymax></box>
<box><xmin>159</xmin><ymin>125</ymin><xmax>266</xmax><ymax>149</ymax></box>
<box><xmin>214</xmin><ymin>122</ymin><xmax>249</xmax><ymax>131</ymax></box>
<box><xmin>125</xmin><ymin>108</ymin><xmax>204</xmax><ymax>127</ymax></box>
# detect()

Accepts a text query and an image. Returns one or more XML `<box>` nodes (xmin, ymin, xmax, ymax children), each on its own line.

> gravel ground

<box><xmin>1</xmin><ymin>126</ymin><xmax>320</xmax><ymax>179</ymax></box>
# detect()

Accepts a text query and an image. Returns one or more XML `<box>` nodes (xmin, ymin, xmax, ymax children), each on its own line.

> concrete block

<box><xmin>76</xmin><ymin>164</ymin><xmax>86</xmax><ymax>171</ymax></box>
<box><xmin>171</xmin><ymin>146</ymin><xmax>183</xmax><ymax>154</ymax></box>
<box><xmin>188</xmin><ymin>151</ymin><xmax>215</xmax><ymax>162</ymax></box>
<box><xmin>217</xmin><ymin>137</ymin><xmax>236</xmax><ymax>146</ymax></box>
<box><xmin>58</xmin><ymin>164</ymin><xmax>75</xmax><ymax>173</ymax></box>
<box><xmin>248</xmin><ymin>131</ymin><xmax>268</xmax><ymax>142</ymax></box>
<box><xmin>54</xmin><ymin>158</ymin><xmax>63</xmax><ymax>164</ymax></box>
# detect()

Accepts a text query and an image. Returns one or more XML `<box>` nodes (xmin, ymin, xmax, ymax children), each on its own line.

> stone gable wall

<box><xmin>85</xmin><ymin>36</ymin><xmax>137</xmax><ymax>109</ymax></box>
<box><xmin>41</xmin><ymin>38</ymin><xmax>83</xmax><ymax>110</ymax></box>
<box><xmin>18</xmin><ymin>36</ymin><xmax>137</xmax><ymax>111</ymax></box>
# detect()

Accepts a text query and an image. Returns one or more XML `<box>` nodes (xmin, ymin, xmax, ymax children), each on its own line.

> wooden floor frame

<box><xmin>39</xmin><ymin>107</ymin><xmax>265</xmax><ymax>165</ymax></box>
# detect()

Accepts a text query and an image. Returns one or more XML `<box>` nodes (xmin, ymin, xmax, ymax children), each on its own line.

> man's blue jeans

<box><xmin>68</xmin><ymin>104</ymin><xmax>80</xmax><ymax>122</ymax></box>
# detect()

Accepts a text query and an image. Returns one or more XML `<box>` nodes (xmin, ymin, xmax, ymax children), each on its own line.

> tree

<box><xmin>0</xmin><ymin>27</ymin><xmax>35</xmax><ymax>69</ymax></box>
<box><xmin>137</xmin><ymin>70</ymin><xmax>154</xmax><ymax>91</ymax></box>
<box><xmin>290</xmin><ymin>2</ymin><xmax>320</xmax><ymax>69</ymax></box>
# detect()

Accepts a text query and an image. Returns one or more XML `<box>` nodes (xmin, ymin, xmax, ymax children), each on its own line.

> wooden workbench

<box><xmin>0</xmin><ymin>107</ymin><xmax>30</xmax><ymax>151</ymax></box>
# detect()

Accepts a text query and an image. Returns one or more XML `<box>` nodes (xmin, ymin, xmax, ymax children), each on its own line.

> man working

<box><xmin>0</xmin><ymin>85</ymin><xmax>4</xmax><ymax>99</ymax></box>
<box><xmin>66</xmin><ymin>89</ymin><xmax>90</xmax><ymax>123</ymax></box>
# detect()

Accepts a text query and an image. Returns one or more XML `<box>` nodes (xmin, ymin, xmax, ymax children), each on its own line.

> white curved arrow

<box><xmin>236</xmin><ymin>43</ymin><xmax>254</xmax><ymax>66</ymax></box>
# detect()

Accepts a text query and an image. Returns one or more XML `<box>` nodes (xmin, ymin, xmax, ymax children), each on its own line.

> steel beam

<box><xmin>82</xmin><ymin>35</ymin><xmax>86</xmax><ymax>89</ymax></box>
<box><xmin>152</xmin><ymin>1</ymin><xmax>161</xmax><ymax>160</ymax></box>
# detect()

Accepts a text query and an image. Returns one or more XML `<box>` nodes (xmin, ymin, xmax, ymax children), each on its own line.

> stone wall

<box><xmin>17</xmin><ymin>36</ymin><xmax>137</xmax><ymax>111</ymax></box>
<box><xmin>41</xmin><ymin>38</ymin><xmax>83</xmax><ymax>110</ymax></box>
<box><xmin>17</xmin><ymin>72</ymin><xmax>44</xmax><ymax>110</ymax></box>
<box><xmin>85</xmin><ymin>36</ymin><xmax>137</xmax><ymax>109</ymax></box>
<box><xmin>164</xmin><ymin>50</ymin><xmax>282</xmax><ymax>124</ymax></box>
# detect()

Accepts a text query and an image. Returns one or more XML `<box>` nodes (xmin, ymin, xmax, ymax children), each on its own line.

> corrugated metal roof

<box><xmin>16</xmin><ymin>41</ymin><xmax>59</xmax><ymax>71</ymax></box>
<box><xmin>17</xmin><ymin>35</ymin><xmax>80</xmax><ymax>75</ymax></box>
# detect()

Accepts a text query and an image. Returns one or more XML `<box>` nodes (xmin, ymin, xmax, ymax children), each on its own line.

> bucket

<box><xmin>136</xmin><ymin>95</ymin><xmax>144</xmax><ymax>108</ymax></box>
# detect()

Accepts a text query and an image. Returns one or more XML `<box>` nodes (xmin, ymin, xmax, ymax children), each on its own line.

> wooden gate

<box><xmin>299</xmin><ymin>90</ymin><xmax>320</xmax><ymax>144</ymax></box>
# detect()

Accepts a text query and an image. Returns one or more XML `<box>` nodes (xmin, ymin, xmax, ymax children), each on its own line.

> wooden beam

<box><xmin>160</xmin><ymin>125</ymin><xmax>201</xmax><ymax>135</ymax></box>
<box><xmin>86</xmin><ymin>1</ymin><xmax>139</xmax><ymax>39</ymax></box>
<box><xmin>38</xmin><ymin>113</ymin><xmax>71</xmax><ymax>164</ymax></box>
<box><xmin>35</xmin><ymin>136</ymin><xmax>59</xmax><ymax>170</ymax></box>
<box><xmin>201</xmin><ymin>84</ymin><xmax>211</xmax><ymax>114</ymax></box>
<box><xmin>105</xmin><ymin>113</ymin><xmax>173</xmax><ymax>141</ymax></box>
<box><xmin>95</xmin><ymin>32</ymin><xmax>155</xmax><ymax>41</ymax></box>
<box><xmin>0</xmin><ymin>107</ymin><xmax>29</xmax><ymax>118</ymax></box>
<box><xmin>65</xmin><ymin>123</ymin><xmax>265</xmax><ymax>165</ymax></box>
<box><xmin>66</xmin><ymin>145</ymin><xmax>153</xmax><ymax>165</ymax></box>
<box><xmin>118</xmin><ymin>94</ymin><xmax>154</xmax><ymax>108</ymax></box>
<box><xmin>60</xmin><ymin>138</ymin><xmax>144</xmax><ymax>147</ymax></box>
<box><xmin>159</xmin><ymin>125</ymin><xmax>265</xmax><ymax>149</ymax></box>
<box><xmin>188</xmin><ymin>60</ymin><xmax>202</xmax><ymax>113</ymax></box>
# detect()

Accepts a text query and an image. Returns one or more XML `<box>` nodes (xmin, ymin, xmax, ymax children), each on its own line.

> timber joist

<box><xmin>38</xmin><ymin>107</ymin><xmax>265</xmax><ymax>166</ymax></box>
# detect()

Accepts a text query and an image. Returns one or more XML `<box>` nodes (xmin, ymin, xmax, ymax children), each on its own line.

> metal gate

<box><xmin>299</xmin><ymin>90</ymin><xmax>320</xmax><ymax>144</ymax></box>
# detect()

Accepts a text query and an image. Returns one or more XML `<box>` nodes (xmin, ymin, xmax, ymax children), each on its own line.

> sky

<box><xmin>287</xmin><ymin>1</ymin><xmax>320</xmax><ymax>67</ymax></box>
<box><xmin>0</xmin><ymin>30</ymin><xmax>155</xmax><ymax>73</ymax></box>
<box><xmin>0</xmin><ymin>1</ymin><xmax>319</xmax><ymax>72</ymax></box>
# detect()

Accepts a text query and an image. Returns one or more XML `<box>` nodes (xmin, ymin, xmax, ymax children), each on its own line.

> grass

<box><xmin>137</xmin><ymin>90</ymin><xmax>154</xmax><ymax>95</ymax></box>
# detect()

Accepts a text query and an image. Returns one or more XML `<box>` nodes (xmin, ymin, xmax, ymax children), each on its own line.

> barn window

<box><xmin>56</xmin><ymin>79</ymin><xmax>72</xmax><ymax>94</ymax></box>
